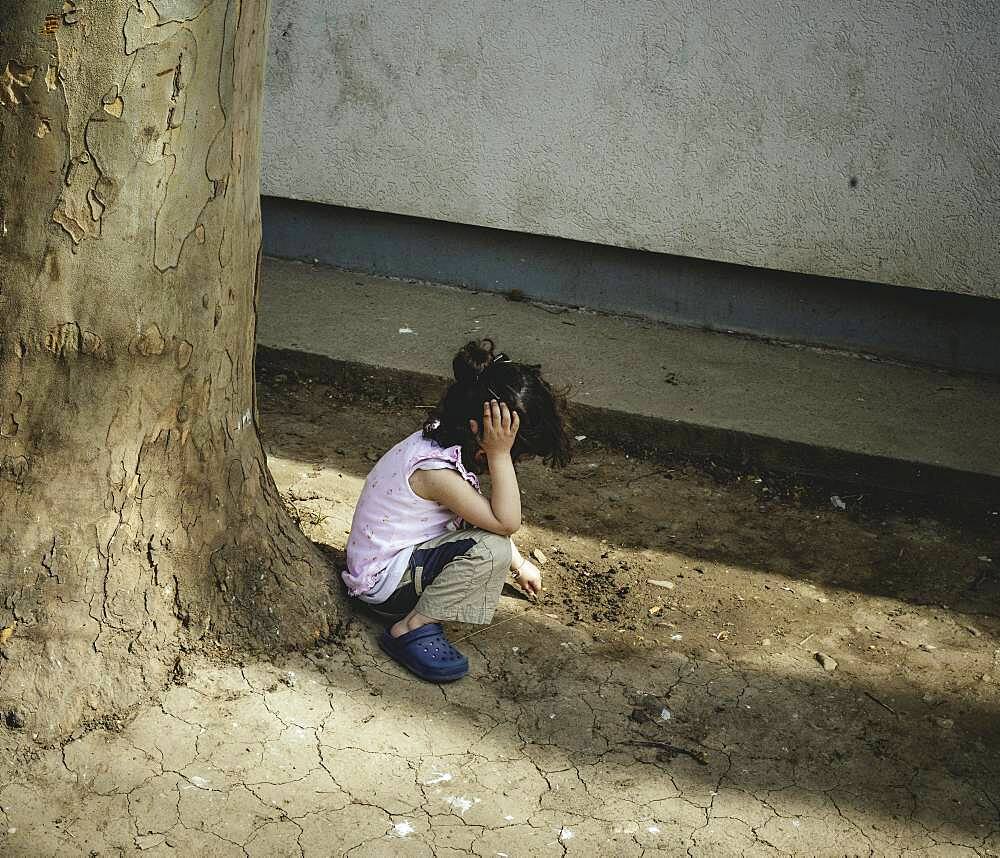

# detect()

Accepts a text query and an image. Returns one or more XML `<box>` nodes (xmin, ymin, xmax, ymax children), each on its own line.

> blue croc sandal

<box><xmin>379</xmin><ymin>623</ymin><xmax>469</xmax><ymax>682</ymax></box>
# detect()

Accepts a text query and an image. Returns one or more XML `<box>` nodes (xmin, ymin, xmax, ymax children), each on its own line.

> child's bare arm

<box><xmin>411</xmin><ymin>468</ymin><xmax>519</xmax><ymax>535</ymax></box>
<box><xmin>479</xmin><ymin>400</ymin><xmax>521</xmax><ymax>535</ymax></box>
<box><xmin>410</xmin><ymin>401</ymin><xmax>522</xmax><ymax>535</ymax></box>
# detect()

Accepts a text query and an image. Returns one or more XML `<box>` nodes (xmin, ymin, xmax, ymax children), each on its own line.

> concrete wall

<box><xmin>262</xmin><ymin>1</ymin><xmax>1000</xmax><ymax>299</ymax></box>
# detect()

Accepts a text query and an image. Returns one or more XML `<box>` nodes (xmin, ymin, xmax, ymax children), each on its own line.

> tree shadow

<box><xmin>257</xmin><ymin>361</ymin><xmax>1000</xmax><ymax>620</ymax></box>
<box><xmin>305</xmin><ymin>596</ymin><xmax>1000</xmax><ymax>849</ymax></box>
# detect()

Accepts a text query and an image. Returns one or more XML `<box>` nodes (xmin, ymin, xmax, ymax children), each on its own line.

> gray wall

<box><xmin>262</xmin><ymin>1</ymin><xmax>999</xmax><ymax>299</ymax></box>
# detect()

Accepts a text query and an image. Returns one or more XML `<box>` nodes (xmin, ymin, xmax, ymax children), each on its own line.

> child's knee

<box><xmin>479</xmin><ymin>532</ymin><xmax>513</xmax><ymax>571</ymax></box>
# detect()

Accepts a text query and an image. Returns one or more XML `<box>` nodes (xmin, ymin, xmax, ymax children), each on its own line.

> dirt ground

<box><xmin>261</xmin><ymin>366</ymin><xmax>1000</xmax><ymax>730</ymax></box>
<box><xmin>0</xmin><ymin>367</ymin><xmax>997</xmax><ymax>857</ymax></box>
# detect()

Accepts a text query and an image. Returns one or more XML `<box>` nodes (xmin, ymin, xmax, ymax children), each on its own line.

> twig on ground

<box><xmin>626</xmin><ymin>468</ymin><xmax>674</xmax><ymax>487</ymax></box>
<box><xmin>451</xmin><ymin>612</ymin><xmax>528</xmax><ymax>644</ymax></box>
<box><xmin>863</xmin><ymin>690</ymin><xmax>897</xmax><ymax>716</ymax></box>
<box><xmin>622</xmin><ymin>740</ymin><xmax>709</xmax><ymax>766</ymax></box>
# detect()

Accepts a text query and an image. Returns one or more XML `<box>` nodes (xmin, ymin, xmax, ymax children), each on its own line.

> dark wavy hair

<box><xmin>423</xmin><ymin>339</ymin><xmax>571</xmax><ymax>471</ymax></box>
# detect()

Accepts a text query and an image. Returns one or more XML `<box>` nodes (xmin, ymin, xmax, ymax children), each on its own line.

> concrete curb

<box><xmin>257</xmin><ymin>344</ymin><xmax>1000</xmax><ymax>505</ymax></box>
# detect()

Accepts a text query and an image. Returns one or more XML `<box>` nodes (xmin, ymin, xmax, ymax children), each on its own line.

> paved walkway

<box><xmin>257</xmin><ymin>258</ymin><xmax>1000</xmax><ymax>499</ymax></box>
<box><xmin>3</xmin><ymin>621</ymin><xmax>996</xmax><ymax>857</ymax></box>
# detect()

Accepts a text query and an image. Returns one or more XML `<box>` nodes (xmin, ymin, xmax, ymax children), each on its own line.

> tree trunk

<box><xmin>0</xmin><ymin>0</ymin><xmax>334</xmax><ymax>740</ymax></box>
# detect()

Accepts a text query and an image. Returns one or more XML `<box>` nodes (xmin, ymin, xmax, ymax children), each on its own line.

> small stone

<box><xmin>280</xmin><ymin>671</ymin><xmax>297</xmax><ymax>687</ymax></box>
<box><xmin>815</xmin><ymin>652</ymin><xmax>838</xmax><ymax>672</ymax></box>
<box><xmin>531</xmin><ymin>548</ymin><xmax>547</xmax><ymax>565</ymax></box>
<box><xmin>648</xmin><ymin>606</ymin><xmax>663</xmax><ymax>617</ymax></box>
<box><xmin>647</xmin><ymin>579</ymin><xmax>675</xmax><ymax>589</ymax></box>
<box><xmin>933</xmin><ymin>716</ymin><xmax>954</xmax><ymax>730</ymax></box>
<box><xmin>762</xmin><ymin>638</ymin><xmax>771</xmax><ymax>646</ymax></box>
<box><xmin>919</xmin><ymin>643</ymin><xmax>937</xmax><ymax>652</ymax></box>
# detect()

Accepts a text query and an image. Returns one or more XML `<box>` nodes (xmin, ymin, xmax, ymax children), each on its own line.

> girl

<box><xmin>343</xmin><ymin>339</ymin><xmax>571</xmax><ymax>682</ymax></box>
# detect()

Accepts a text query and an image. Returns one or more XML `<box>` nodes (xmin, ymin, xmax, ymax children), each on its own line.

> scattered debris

<box><xmin>647</xmin><ymin>579</ymin><xmax>675</xmax><ymax>589</ymax></box>
<box><xmin>422</xmin><ymin>772</ymin><xmax>453</xmax><ymax>786</ymax></box>
<box><xmin>648</xmin><ymin>606</ymin><xmax>663</xmax><ymax>617</ymax></box>
<box><xmin>445</xmin><ymin>796</ymin><xmax>476</xmax><ymax>815</ymax></box>
<box><xmin>863</xmin><ymin>690</ymin><xmax>896</xmax><ymax>715</ymax></box>
<box><xmin>830</xmin><ymin>495</ymin><xmax>847</xmax><ymax>511</ymax></box>
<box><xmin>574</xmin><ymin>435</ymin><xmax>587</xmax><ymax>441</ymax></box>
<box><xmin>531</xmin><ymin>548</ymin><xmax>547</xmax><ymax>565</ymax></box>
<box><xmin>714</xmin><ymin>631</ymin><xmax>730</xmax><ymax>642</ymax></box>
<box><xmin>391</xmin><ymin>820</ymin><xmax>415</xmax><ymax>838</ymax></box>
<box><xmin>659</xmin><ymin>708</ymin><xmax>672</xmax><ymax>721</ymax></box>
<box><xmin>978</xmin><ymin>555</ymin><xmax>992</xmax><ymax>563</ymax></box>
<box><xmin>670</xmin><ymin>633</ymin><xmax>683</xmax><ymax>641</ymax></box>
<box><xmin>398</xmin><ymin>327</ymin><xmax>415</xmax><ymax>334</ymax></box>
<box><xmin>815</xmin><ymin>652</ymin><xmax>838</xmax><ymax>672</ymax></box>
<box><xmin>280</xmin><ymin>671</ymin><xmax>297</xmax><ymax>687</ymax></box>
<box><xmin>623</xmin><ymin>740</ymin><xmax>709</xmax><ymax>766</ymax></box>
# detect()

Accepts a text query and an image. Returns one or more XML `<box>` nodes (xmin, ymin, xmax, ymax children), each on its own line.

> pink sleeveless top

<box><xmin>343</xmin><ymin>431</ymin><xmax>480</xmax><ymax>597</ymax></box>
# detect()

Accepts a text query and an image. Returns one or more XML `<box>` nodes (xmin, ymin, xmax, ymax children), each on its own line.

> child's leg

<box><xmin>389</xmin><ymin>528</ymin><xmax>512</xmax><ymax>636</ymax></box>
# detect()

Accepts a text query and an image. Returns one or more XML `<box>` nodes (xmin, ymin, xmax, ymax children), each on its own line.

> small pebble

<box><xmin>815</xmin><ymin>652</ymin><xmax>838</xmax><ymax>672</ymax></box>
<box><xmin>933</xmin><ymin>717</ymin><xmax>954</xmax><ymax>730</ymax></box>
<box><xmin>919</xmin><ymin>643</ymin><xmax>937</xmax><ymax>652</ymax></box>
<box><xmin>531</xmin><ymin>548</ymin><xmax>547</xmax><ymax>565</ymax></box>
<box><xmin>647</xmin><ymin>579</ymin><xmax>675</xmax><ymax>589</ymax></box>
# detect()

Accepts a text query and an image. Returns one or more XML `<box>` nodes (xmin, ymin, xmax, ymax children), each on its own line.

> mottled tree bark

<box><xmin>0</xmin><ymin>0</ymin><xmax>334</xmax><ymax>740</ymax></box>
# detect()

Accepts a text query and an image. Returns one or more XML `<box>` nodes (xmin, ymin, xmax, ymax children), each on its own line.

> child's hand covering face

<box><xmin>473</xmin><ymin>400</ymin><xmax>520</xmax><ymax>458</ymax></box>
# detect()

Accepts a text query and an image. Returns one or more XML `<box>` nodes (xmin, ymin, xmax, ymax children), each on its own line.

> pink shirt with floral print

<box><xmin>343</xmin><ymin>430</ymin><xmax>480</xmax><ymax>600</ymax></box>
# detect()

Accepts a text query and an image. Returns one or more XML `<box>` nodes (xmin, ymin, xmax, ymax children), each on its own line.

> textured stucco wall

<box><xmin>261</xmin><ymin>1</ymin><xmax>1000</xmax><ymax>298</ymax></box>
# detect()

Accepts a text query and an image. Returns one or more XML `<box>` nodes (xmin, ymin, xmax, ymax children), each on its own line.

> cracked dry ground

<box><xmin>2</xmin><ymin>371</ymin><xmax>998</xmax><ymax>857</ymax></box>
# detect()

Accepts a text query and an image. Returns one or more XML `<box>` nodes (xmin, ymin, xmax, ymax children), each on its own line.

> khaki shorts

<box><xmin>369</xmin><ymin>527</ymin><xmax>512</xmax><ymax>625</ymax></box>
